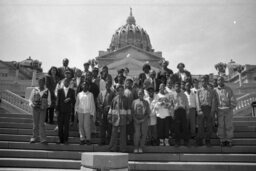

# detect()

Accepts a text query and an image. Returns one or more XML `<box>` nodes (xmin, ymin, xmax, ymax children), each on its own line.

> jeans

<box><xmin>188</xmin><ymin>108</ymin><xmax>196</xmax><ymax>137</ymax></box>
<box><xmin>197</xmin><ymin>105</ymin><xmax>213</xmax><ymax>141</ymax></box>
<box><xmin>32</xmin><ymin>108</ymin><xmax>47</xmax><ymax>142</ymax></box>
<box><xmin>217</xmin><ymin>109</ymin><xmax>234</xmax><ymax>142</ymax></box>
<box><xmin>134</xmin><ymin>120</ymin><xmax>148</xmax><ymax>149</ymax></box>
<box><xmin>157</xmin><ymin>117</ymin><xmax>170</xmax><ymax>139</ymax></box>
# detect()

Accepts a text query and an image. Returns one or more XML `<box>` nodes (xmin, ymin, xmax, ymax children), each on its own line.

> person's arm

<box><xmin>229</xmin><ymin>87</ymin><xmax>237</xmax><ymax>109</ymax></box>
<box><xmin>47</xmin><ymin>90</ymin><xmax>51</xmax><ymax>107</ymax></box>
<box><xmin>29</xmin><ymin>89</ymin><xmax>35</xmax><ymax>107</ymax></box>
<box><xmin>211</xmin><ymin>90</ymin><xmax>217</xmax><ymax>114</ymax></box>
<box><xmin>196</xmin><ymin>90</ymin><xmax>202</xmax><ymax>115</ymax></box>
<box><xmin>90</xmin><ymin>93</ymin><xmax>96</xmax><ymax>122</ymax></box>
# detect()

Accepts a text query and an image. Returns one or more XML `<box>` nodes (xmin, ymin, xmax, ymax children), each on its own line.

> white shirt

<box><xmin>154</xmin><ymin>93</ymin><xmax>170</xmax><ymax>119</ymax></box>
<box><xmin>75</xmin><ymin>91</ymin><xmax>96</xmax><ymax>116</ymax></box>
<box><xmin>63</xmin><ymin>86</ymin><xmax>69</xmax><ymax>97</ymax></box>
<box><xmin>76</xmin><ymin>77</ymin><xmax>81</xmax><ymax>87</ymax></box>
<box><xmin>99</xmin><ymin>79</ymin><xmax>106</xmax><ymax>92</ymax></box>
<box><xmin>29</xmin><ymin>87</ymin><xmax>51</xmax><ymax>107</ymax></box>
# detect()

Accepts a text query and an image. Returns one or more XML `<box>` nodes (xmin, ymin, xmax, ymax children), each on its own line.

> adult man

<box><xmin>214</xmin><ymin>76</ymin><xmax>236</xmax><ymax>146</ymax></box>
<box><xmin>58</xmin><ymin>58</ymin><xmax>74</xmax><ymax>80</ymax></box>
<box><xmin>175</xmin><ymin>63</ymin><xmax>192</xmax><ymax>83</ymax></box>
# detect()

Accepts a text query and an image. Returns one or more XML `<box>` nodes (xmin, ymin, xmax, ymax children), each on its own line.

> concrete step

<box><xmin>0</xmin><ymin>128</ymin><xmax>79</xmax><ymax>137</ymax></box>
<box><xmin>0</xmin><ymin>134</ymin><xmax>100</xmax><ymax>144</ymax></box>
<box><xmin>0</xmin><ymin>113</ymin><xmax>32</xmax><ymax>119</ymax></box>
<box><xmin>233</xmin><ymin>121</ymin><xmax>256</xmax><ymax>126</ymax></box>
<box><xmin>1</xmin><ymin>127</ymin><xmax>255</xmax><ymax>138</ymax></box>
<box><xmin>233</xmin><ymin>117</ymin><xmax>256</xmax><ymax>121</ymax></box>
<box><xmin>2</xmin><ymin>141</ymin><xmax>254</xmax><ymax>153</ymax></box>
<box><xmin>1</xmin><ymin>149</ymin><xmax>256</xmax><ymax>162</ymax></box>
<box><xmin>0</xmin><ymin>168</ymin><xmax>79</xmax><ymax>171</ymax></box>
<box><xmin>0</xmin><ymin>158</ymin><xmax>80</xmax><ymax>169</ymax></box>
<box><xmin>1</xmin><ymin>134</ymin><xmax>256</xmax><ymax>146</ymax></box>
<box><xmin>129</xmin><ymin>161</ymin><xmax>256</xmax><ymax>171</ymax></box>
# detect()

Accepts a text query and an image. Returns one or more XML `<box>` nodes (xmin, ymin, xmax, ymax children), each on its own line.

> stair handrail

<box><xmin>234</xmin><ymin>92</ymin><xmax>256</xmax><ymax>116</ymax></box>
<box><xmin>0</xmin><ymin>90</ymin><xmax>32</xmax><ymax>114</ymax></box>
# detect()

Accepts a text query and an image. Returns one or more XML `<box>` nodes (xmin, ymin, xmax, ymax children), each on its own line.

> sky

<box><xmin>0</xmin><ymin>0</ymin><xmax>256</xmax><ymax>74</ymax></box>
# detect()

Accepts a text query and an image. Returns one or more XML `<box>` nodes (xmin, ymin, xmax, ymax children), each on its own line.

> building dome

<box><xmin>109</xmin><ymin>8</ymin><xmax>153</xmax><ymax>52</ymax></box>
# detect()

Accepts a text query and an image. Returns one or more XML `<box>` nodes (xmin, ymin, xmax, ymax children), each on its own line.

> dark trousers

<box><xmin>126</xmin><ymin>120</ymin><xmax>134</xmax><ymax>145</ymax></box>
<box><xmin>197</xmin><ymin>105</ymin><xmax>213</xmax><ymax>141</ymax></box>
<box><xmin>57</xmin><ymin>112</ymin><xmax>71</xmax><ymax>142</ymax></box>
<box><xmin>45</xmin><ymin>107</ymin><xmax>54</xmax><ymax>123</ymax></box>
<box><xmin>173</xmin><ymin>108</ymin><xmax>189</xmax><ymax>142</ymax></box>
<box><xmin>157</xmin><ymin>117</ymin><xmax>170</xmax><ymax>139</ymax></box>
<box><xmin>109</xmin><ymin>125</ymin><xmax>127</xmax><ymax>152</ymax></box>
<box><xmin>100</xmin><ymin>111</ymin><xmax>112</xmax><ymax>144</ymax></box>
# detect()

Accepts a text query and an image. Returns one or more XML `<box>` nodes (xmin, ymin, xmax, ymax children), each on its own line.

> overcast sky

<box><xmin>0</xmin><ymin>0</ymin><xmax>256</xmax><ymax>74</ymax></box>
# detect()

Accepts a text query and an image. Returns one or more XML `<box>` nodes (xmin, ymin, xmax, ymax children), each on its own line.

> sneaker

<box><xmin>226</xmin><ymin>141</ymin><xmax>232</xmax><ymax>147</ymax></box>
<box><xmin>54</xmin><ymin>126</ymin><xmax>58</xmax><ymax>132</ymax></box>
<box><xmin>220</xmin><ymin>141</ymin><xmax>225</xmax><ymax>147</ymax></box>
<box><xmin>86</xmin><ymin>140</ymin><xmax>91</xmax><ymax>145</ymax></box>
<box><xmin>80</xmin><ymin>140</ymin><xmax>85</xmax><ymax>145</ymax></box>
<box><xmin>205</xmin><ymin>139</ymin><xmax>211</xmax><ymax>146</ymax></box>
<box><xmin>138</xmin><ymin>148</ymin><xmax>143</xmax><ymax>153</ymax></box>
<box><xmin>40</xmin><ymin>140</ymin><xmax>48</xmax><ymax>145</ymax></box>
<box><xmin>164</xmin><ymin>138</ymin><xmax>170</xmax><ymax>146</ymax></box>
<box><xmin>133</xmin><ymin>148</ymin><xmax>139</xmax><ymax>153</ymax></box>
<box><xmin>159</xmin><ymin>139</ymin><xmax>164</xmax><ymax>146</ymax></box>
<box><xmin>29</xmin><ymin>138</ymin><xmax>38</xmax><ymax>143</ymax></box>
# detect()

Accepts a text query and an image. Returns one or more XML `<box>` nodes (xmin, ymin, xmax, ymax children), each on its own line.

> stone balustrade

<box><xmin>0</xmin><ymin>90</ymin><xmax>32</xmax><ymax>114</ymax></box>
<box><xmin>234</xmin><ymin>93</ymin><xmax>256</xmax><ymax>116</ymax></box>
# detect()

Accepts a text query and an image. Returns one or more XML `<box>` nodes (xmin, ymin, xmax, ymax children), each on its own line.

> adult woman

<box><xmin>45</xmin><ymin>66</ymin><xmax>60</xmax><ymax>124</ymax></box>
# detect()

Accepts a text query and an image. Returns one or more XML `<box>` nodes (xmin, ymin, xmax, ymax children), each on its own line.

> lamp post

<box><xmin>233</xmin><ymin>64</ymin><xmax>244</xmax><ymax>87</ymax></box>
<box><xmin>215</xmin><ymin>62</ymin><xmax>227</xmax><ymax>76</ymax></box>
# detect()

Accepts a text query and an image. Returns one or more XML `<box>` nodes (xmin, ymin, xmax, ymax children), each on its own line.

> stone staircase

<box><xmin>0</xmin><ymin>107</ymin><xmax>256</xmax><ymax>171</ymax></box>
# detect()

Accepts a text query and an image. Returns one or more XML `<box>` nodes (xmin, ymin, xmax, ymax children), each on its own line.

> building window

<box><xmin>0</xmin><ymin>73</ymin><xmax>8</xmax><ymax>77</ymax></box>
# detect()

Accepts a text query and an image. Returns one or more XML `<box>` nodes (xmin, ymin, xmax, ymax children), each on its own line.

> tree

<box><xmin>215</xmin><ymin>62</ymin><xmax>227</xmax><ymax>76</ymax></box>
<box><xmin>233</xmin><ymin>64</ymin><xmax>244</xmax><ymax>87</ymax></box>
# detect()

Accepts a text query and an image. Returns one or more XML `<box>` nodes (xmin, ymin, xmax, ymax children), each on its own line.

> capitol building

<box><xmin>96</xmin><ymin>8</ymin><xmax>164</xmax><ymax>76</ymax></box>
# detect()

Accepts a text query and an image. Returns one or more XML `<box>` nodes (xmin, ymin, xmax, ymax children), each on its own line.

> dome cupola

<box><xmin>109</xmin><ymin>8</ymin><xmax>153</xmax><ymax>52</ymax></box>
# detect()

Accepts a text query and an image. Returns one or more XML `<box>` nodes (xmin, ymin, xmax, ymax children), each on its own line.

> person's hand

<box><xmin>31</xmin><ymin>103</ymin><xmax>35</xmax><ymax>108</ymax></box>
<box><xmin>64</xmin><ymin>98</ymin><xmax>70</xmax><ymax>103</ymax></box>
<box><xmin>198</xmin><ymin>110</ymin><xmax>203</xmax><ymax>115</ymax></box>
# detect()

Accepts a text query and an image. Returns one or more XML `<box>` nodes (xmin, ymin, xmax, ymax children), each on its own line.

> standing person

<box><xmin>85</xmin><ymin>72</ymin><xmax>99</xmax><ymax>104</ymax></box>
<box><xmin>149</xmin><ymin>70</ymin><xmax>159</xmax><ymax>93</ymax></box>
<box><xmin>92</xmin><ymin>67</ymin><xmax>106</xmax><ymax>92</ymax></box>
<box><xmin>154</xmin><ymin>83</ymin><xmax>171</xmax><ymax>146</ymax></box>
<box><xmin>101</xmin><ymin>65</ymin><xmax>113</xmax><ymax>83</ymax></box>
<box><xmin>58</xmin><ymin>58</ymin><xmax>74</xmax><ymax>80</ymax></box>
<box><xmin>97</xmin><ymin>79</ymin><xmax>115</xmax><ymax>145</ymax></box>
<box><xmin>191</xmin><ymin>78</ymin><xmax>200</xmax><ymax>94</ymax></box>
<box><xmin>55</xmin><ymin>70</ymin><xmax>73</xmax><ymax>96</ymax></box>
<box><xmin>184</xmin><ymin>82</ymin><xmax>200</xmax><ymax>139</ymax></box>
<box><xmin>124</xmin><ymin>78</ymin><xmax>137</xmax><ymax>145</ymax></box>
<box><xmin>214</xmin><ymin>76</ymin><xmax>237</xmax><ymax>146</ymax></box>
<box><xmin>157</xmin><ymin>60</ymin><xmax>173</xmax><ymax>81</ymax></box>
<box><xmin>196</xmin><ymin>75</ymin><xmax>216</xmax><ymax>146</ymax></box>
<box><xmin>139</xmin><ymin>63</ymin><xmax>151</xmax><ymax>88</ymax></box>
<box><xmin>83</xmin><ymin>62</ymin><xmax>91</xmax><ymax>76</ymax></box>
<box><xmin>132</xmin><ymin>89</ymin><xmax>150</xmax><ymax>153</ymax></box>
<box><xmin>55</xmin><ymin>79</ymin><xmax>76</xmax><ymax>144</ymax></box>
<box><xmin>29</xmin><ymin>77</ymin><xmax>51</xmax><ymax>144</ymax></box>
<box><xmin>145</xmin><ymin>87</ymin><xmax>158</xmax><ymax>146</ymax></box>
<box><xmin>175</xmin><ymin>63</ymin><xmax>191</xmax><ymax>83</ymax></box>
<box><xmin>75</xmin><ymin>81</ymin><xmax>96</xmax><ymax>145</ymax></box>
<box><xmin>108</xmin><ymin>85</ymin><xmax>131</xmax><ymax>152</ymax></box>
<box><xmin>170</xmin><ymin>82</ymin><xmax>189</xmax><ymax>146</ymax></box>
<box><xmin>45</xmin><ymin>66</ymin><xmax>60</xmax><ymax>124</ymax></box>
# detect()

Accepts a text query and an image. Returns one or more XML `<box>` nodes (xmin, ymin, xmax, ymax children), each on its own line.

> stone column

<box><xmin>81</xmin><ymin>152</ymin><xmax>128</xmax><ymax>171</ymax></box>
<box><xmin>31</xmin><ymin>69</ymin><xmax>37</xmax><ymax>87</ymax></box>
<box><xmin>15</xmin><ymin>69</ymin><xmax>19</xmax><ymax>82</ymax></box>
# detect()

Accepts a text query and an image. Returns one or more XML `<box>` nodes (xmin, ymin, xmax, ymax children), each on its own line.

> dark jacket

<box><xmin>56</xmin><ymin>88</ymin><xmax>76</xmax><ymax>114</ymax></box>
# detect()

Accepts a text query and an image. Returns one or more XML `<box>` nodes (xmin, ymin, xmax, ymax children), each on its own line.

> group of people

<box><xmin>28</xmin><ymin>58</ymin><xmax>237</xmax><ymax>153</ymax></box>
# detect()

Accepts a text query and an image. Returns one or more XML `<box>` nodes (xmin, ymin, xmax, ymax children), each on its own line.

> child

<box><xmin>184</xmin><ymin>82</ymin><xmax>200</xmax><ymax>139</ymax></box>
<box><xmin>154</xmin><ymin>83</ymin><xmax>171</xmax><ymax>146</ymax></box>
<box><xmin>132</xmin><ymin>88</ymin><xmax>150</xmax><ymax>153</ymax></box>
<box><xmin>75</xmin><ymin>81</ymin><xmax>96</xmax><ymax>145</ymax></box>
<box><xmin>170</xmin><ymin>82</ymin><xmax>189</xmax><ymax>146</ymax></box>
<box><xmin>97</xmin><ymin>79</ymin><xmax>115</xmax><ymax>145</ymax></box>
<box><xmin>108</xmin><ymin>84</ymin><xmax>131</xmax><ymax>152</ymax></box>
<box><xmin>29</xmin><ymin>77</ymin><xmax>51</xmax><ymax>144</ymax></box>
<box><xmin>144</xmin><ymin>87</ymin><xmax>158</xmax><ymax>146</ymax></box>
<box><xmin>56</xmin><ymin>78</ymin><xmax>76</xmax><ymax>144</ymax></box>
<box><xmin>214</xmin><ymin>76</ymin><xmax>237</xmax><ymax>146</ymax></box>
<box><xmin>124</xmin><ymin>78</ymin><xmax>137</xmax><ymax>145</ymax></box>
<box><xmin>196</xmin><ymin>75</ymin><xmax>216</xmax><ymax>146</ymax></box>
